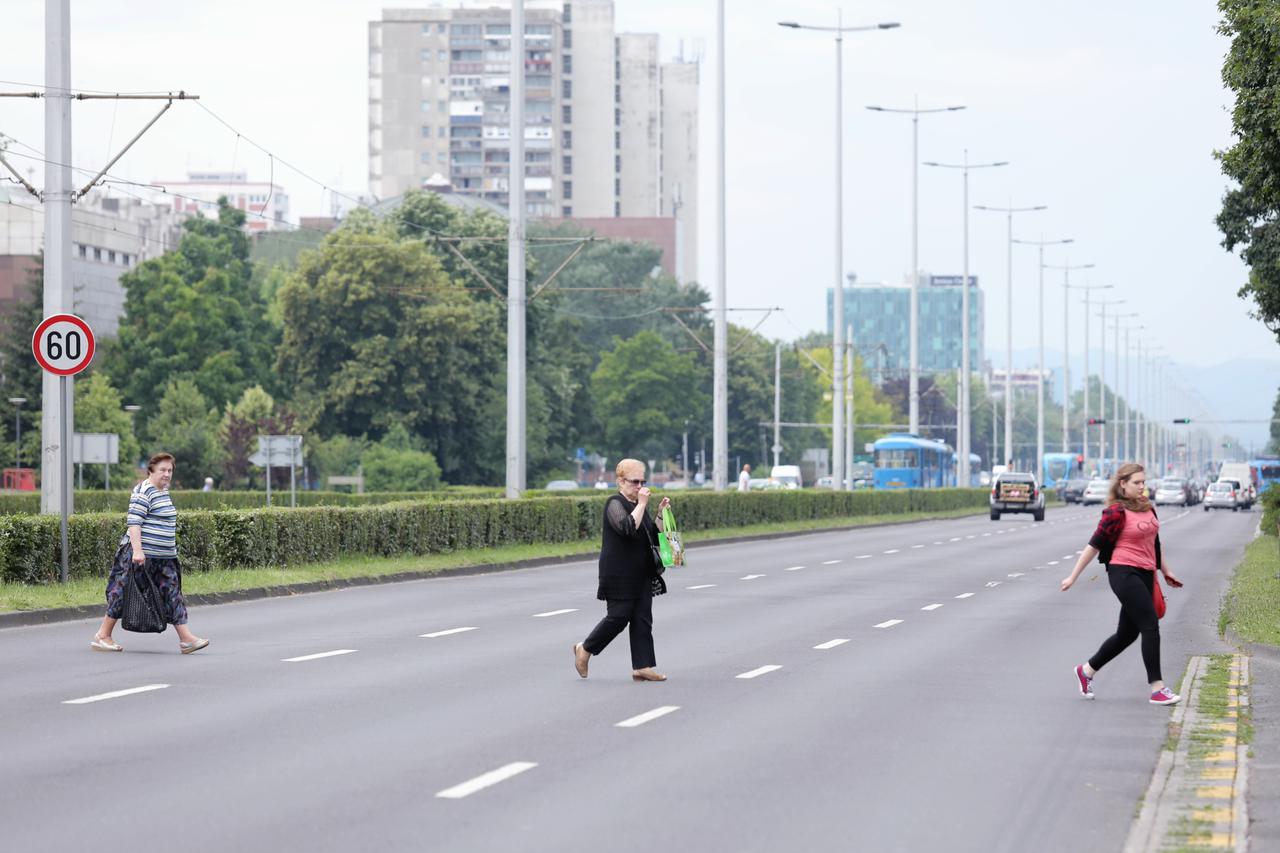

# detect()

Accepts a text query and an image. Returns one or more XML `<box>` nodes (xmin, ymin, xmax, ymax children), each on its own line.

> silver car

<box><xmin>1081</xmin><ymin>479</ymin><xmax>1111</xmax><ymax>505</ymax></box>
<box><xmin>1154</xmin><ymin>479</ymin><xmax>1188</xmax><ymax>506</ymax></box>
<box><xmin>1203</xmin><ymin>482</ymin><xmax>1239</xmax><ymax>511</ymax></box>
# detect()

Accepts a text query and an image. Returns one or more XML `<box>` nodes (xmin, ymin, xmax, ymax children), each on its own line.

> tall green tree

<box><xmin>1217</xmin><ymin>0</ymin><xmax>1280</xmax><ymax>342</ymax></box>
<box><xmin>147</xmin><ymin>378</ymin><xmax>221</xmax><ymax>488</ymax></box>
<box><xmin>0</xmin><ymin>255</ymin><xmax>43</xmax><ymax>465</ymax></box>
<box><xmin>106</xmin><ymin>200</ymin><xmax>276</xmax><ymax>424</ymax></box>
<box><xmin>591</xmin><ymin>331</ymin><xmax>705</xmax><ymax>461</ymax></box>
<box><xmin>1269</xmin><ymin>385</ymin><xmax>1280</xmax><ymax>454</ymax></box>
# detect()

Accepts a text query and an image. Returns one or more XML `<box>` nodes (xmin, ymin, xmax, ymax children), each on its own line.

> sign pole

<box><xmin>59</xmin><ymin>375</ymin><xmax>69</xmax><ymax>583</ymax></box>
<box><xmin>266</xmin><ymin>460</ymin><xmax>272</xmax><ymax>507</ymax></box>
<box><xmin>290</xmin><ymin>458</ymin><xmax>296</xmax><ymax>508</ymax></box>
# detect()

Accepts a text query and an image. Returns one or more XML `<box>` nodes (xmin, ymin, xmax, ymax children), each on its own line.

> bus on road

<box><xmin>1250</xmin><ymin>458</ymin><xmax>1280</xmax><ymax>495</ymax></box>
<box><xmin>874</xmin><ymin>434</ymin><xmax>954</xmax><ymax>489</ymax></box>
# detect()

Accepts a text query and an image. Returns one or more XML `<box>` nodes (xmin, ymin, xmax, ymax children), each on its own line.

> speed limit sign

<box><xmin>32</xmin><ymin>313</ymin><xmax>96</xmax><ymax>376</ymax></box>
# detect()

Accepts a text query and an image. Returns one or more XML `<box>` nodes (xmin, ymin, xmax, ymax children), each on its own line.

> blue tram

<box><xmin>951</xmin><ymin>452</ymin><xmax>982</xmax><ymax>487</ymax></box>
<box><xmin>874</xmin><ymin>434</ymin><xmax>955</xmax><ymax>489</ymax></box>
<box><xmin>1041</xmin><ymin>452</ymin><xmax>1079</xmax><ymax>489</ymax></box>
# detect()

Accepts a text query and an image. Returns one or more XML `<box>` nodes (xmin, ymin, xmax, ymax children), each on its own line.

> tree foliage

<box><xmin>0</xmin><ymin>255</ymin><xmax>43</xmax><ymax>463</ymax></box>
<box><xmin>147</xmin><ymin>378</ymin><xmax>221</xmax><ymax>489</ymax></box>
<box><xmin>1216</xmin><ymin>0</ymin><xmax>1280</xmax><ymax>341</ymax></box>
<box><xmin>73</xmin><ymin>372</ymin><xmax>142</xmax><ymax>486</ymax></box>
<box><xmin>360</xmin><ymin>424</ymin><xmax>443</xmax><ymax>491</ymax></box>
<box><xmin>591</xmin><ymin>331</ymin><xmax>705</xmax><ymax>461</ymax></box>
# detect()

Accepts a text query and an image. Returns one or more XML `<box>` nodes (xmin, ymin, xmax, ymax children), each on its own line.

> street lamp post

<box><xmin>7</xmin><ymin>397</ymin><xmax>26</xmax><ymax>470</ymax></box>
<box><xmin>1012</xmin><ymin>235</ymin><xmax>1072</xmax><ymax>483</ymax></box>
<box><xmin>975</xmin><ymin>202</ymin><xmax>1047</xmax><ymax>470</ymax></box>
<box><xmin>923</xmin><ymin>153</ymin><xmax>1007</xmax><ymax>489</ymax></box>
<box><xmin>1122</xmin><ymin>323</ymin><xmax>1143</xmax><ymax>461</ymax></box>
<box><xmin>1091</xmin><ymin>297</ymin><xmax>1125</xmax><ymax>473</ymax></box>
<box><xmin>1109</xmin><ymin>313</ymin><xmax>1138</xmax><ymax>462</ymax></box>
<box><xmin>867</xmin><ymin>99</ymin><xmax>965</xmax><ymax>436</ymax></box>
<box><xmin>1058</xmin><ymin>277</ymin><xmax>1107</xmax><ymax>464</ymax></box>
<box><xmin>781</xmin><ymin>17</ymin><xmax>899</xmax><ymax>492</ymax></box>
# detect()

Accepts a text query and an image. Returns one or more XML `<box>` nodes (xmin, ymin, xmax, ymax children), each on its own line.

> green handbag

<box><xmin>658</xmin><ymin>506</ymin><xmax>684</xmax><ymax>568</ymax></box>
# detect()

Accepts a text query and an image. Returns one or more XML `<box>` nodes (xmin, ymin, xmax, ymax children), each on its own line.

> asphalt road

<box><xmin>0</xmin><ymin>503</ymin><xmax>1259</xmax><ymax>853</ymax></box>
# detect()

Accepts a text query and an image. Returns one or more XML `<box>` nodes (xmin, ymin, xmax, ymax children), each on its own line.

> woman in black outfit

<box><xmin>573</xmin><ymin>458</ymin><xmax>670</xmax><ymax>682</ymax></box>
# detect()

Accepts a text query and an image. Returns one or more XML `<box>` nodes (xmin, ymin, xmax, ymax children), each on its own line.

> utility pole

<box><xmin>505</xmin><ymin>0</ymin><xmax>527</xmax><ymax>498</ymax></box>
<box><xmin>772</xmin><ymin>343</ymin><xmax>782</xmax><ymax>469</ymax></box>
<box><xmin>846</xmin><ymin>325</ymin><xmax>854</xmax><ymax>488</ymax></box>
<box><xmin>713</xmin><ymin>0</ymin><xmax>728</xmax><ymax>490</ymax></box>
<box><xmin>1012</xmin><ymin>235</ymin><xmax>1072</xmax><ymax>484</ymax></box>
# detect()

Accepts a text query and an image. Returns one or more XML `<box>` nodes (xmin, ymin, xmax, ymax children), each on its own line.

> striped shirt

<box><xmin>120</xmin><ymin>481</ymin><xmax>178</xmax><ymax>558</ymax></box>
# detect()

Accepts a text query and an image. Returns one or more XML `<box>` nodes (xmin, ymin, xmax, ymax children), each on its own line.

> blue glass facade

<box><xmin>826</xmin><ymin>275</ymin><xmax>984</xmax><ymax>374</ymax></box>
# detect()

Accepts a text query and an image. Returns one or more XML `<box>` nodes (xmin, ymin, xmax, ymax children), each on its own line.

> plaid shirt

<box><xmin>1088</xmin><ymin>503</ymin><xmax>1163</xmax><ymax>568</ymax></box>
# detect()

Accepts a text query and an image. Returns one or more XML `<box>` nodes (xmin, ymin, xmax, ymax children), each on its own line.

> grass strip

<box><xmin>0</xmin><ymin>506</ymin><xmax>986</xmax><ymax>613</ymax></box>
<box><xmin>1221</xmin><ymin>534</ymin><xmax>1280</xmax><ymax>647</ymax></box>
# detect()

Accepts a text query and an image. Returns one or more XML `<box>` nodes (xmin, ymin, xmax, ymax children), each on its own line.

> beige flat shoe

<box><xmin>90</xmin><ymin>635</ymin><xmax>123</xmax><ymax>652</ymax></box>
<box><xmin>180</xmin><ymin>638</ymin><xmax>209</xmax><ymax>655</ymax></box>
<box><xmin>573</xmin><ymin>643</ymin><xmax>590</xmax><ymax>679</ymax></box>
<box><xmin>632</xmin><ymin>668</ymin><xmax>667</xmax><ymax>682</ymax></box>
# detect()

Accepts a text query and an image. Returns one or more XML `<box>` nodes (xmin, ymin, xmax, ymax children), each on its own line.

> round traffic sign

<box><xmin>32</xmin><ymin>313</ymin><xmax>96</xmax><ymax>376</ymax></box>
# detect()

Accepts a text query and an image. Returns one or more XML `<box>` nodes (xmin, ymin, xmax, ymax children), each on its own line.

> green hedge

<box><xmin>1261</xmin><ymin>486</ymin><xmax>1279</xmax><ymax>537</ymax></box>
<box><xmin>0</xmin><ymin>487</ymin><xmax>504</xmax><ymax>516</ymax></box>
<box><xmin>0</xmin><ymin>488</ymin><xmax>990</xmax><ymax>584</ymax></box>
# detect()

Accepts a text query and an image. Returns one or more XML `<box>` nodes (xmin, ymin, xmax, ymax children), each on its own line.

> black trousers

<box><xmin>1088</xmin><ymin>564</ymin><xmax>1162</xmax><ymax>683</ymax></box>
<box><xmin>582</xmin><ymin>594</ymin><xmax>655</xmax><ymax>670</ymax></box>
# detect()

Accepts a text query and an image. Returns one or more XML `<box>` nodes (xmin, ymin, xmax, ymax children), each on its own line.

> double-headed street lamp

<box><xmin>780</xmin><ymin>16</ymin><xmax>899</xmax><ymax>491</ymax></box>
<box><xmin>1012</xmin><ymin>235</ymin><xmax>1073</xmax><ymax>482</ymax></box>
<box><xmin>975</xmin><ymin>202</ymin><xmax>1047</xmax><ymax>469</ymax></box>
<box><xmin>8</xmin><ymin>397</ymin><xmax>26</xmax><ymax>469</ymax></box>
<box><xmin>1091</xmin><ymin>296</ymin><xmax>1126</xmax><ymax>471</ymax></box>
<box><xmin>923</xmin><ymin>153</ymin><xmax>1007</xmax><ymax>489</ymax></box>
<box><xmin>1056</xmin><ymin>274</ymin><xmax>1104</xmax><ymax>457</ymax></box>
<box><xmin>866</xmin><ymin>99</ymin><xmax>965</xmax><ymax>437</ymax></box>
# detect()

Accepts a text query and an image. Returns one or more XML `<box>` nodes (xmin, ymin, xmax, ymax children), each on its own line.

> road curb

<box><xmin>0</xmin><ymin>509</ymin><xmax>990</xmax><ymax>630</ymax></box>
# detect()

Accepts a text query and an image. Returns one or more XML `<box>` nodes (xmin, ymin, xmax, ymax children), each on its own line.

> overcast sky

<box><xmin>3</xmin><ymin>1</ymin><xmax>1278</xmax><ymax>388</ymax></box>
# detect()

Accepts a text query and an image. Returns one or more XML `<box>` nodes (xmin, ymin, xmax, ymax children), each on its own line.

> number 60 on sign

<box><xmin>32</xmin><ymin>313</ymin><xmax>96</xmax><ymax>376</ymax></box>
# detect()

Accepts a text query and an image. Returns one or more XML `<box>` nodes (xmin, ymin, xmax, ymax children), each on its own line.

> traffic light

<box><xmin>1172</xmin><ymin>418</ymin><xmax>1191</xmax><ymax>424</ymax></box>
<box><xmin>1087</xmin><ymin>418</ymin><xmax>1106</xmax><ymax>425</ymax></box>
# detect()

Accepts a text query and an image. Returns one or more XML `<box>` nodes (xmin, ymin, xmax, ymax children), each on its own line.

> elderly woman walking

<box><xmin>1060</xmin><ymin>462</ymin><xmax>1183</xmax><ymax>705</ymax></box>
<box><xmin>90</xmin><ymin>452</ymin><xmax>209</xmax><ymax>654</ymax></box>
<box><xmin>573</xmin><ymin>458</ymin><xmax>670</xmax><ymax>682</ymax></box>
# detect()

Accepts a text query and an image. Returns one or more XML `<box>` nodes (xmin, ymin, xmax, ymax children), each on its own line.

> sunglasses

<box><xmin>622</xmin><ymin>478</ymin><xmax>647</xmax><ymax>486</ymax></box>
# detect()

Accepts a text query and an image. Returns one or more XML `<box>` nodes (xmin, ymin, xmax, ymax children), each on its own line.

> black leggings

<box><xmin>1088</xmin><ymin>564</ymin><xmax>1162</xmax><ymax>683</ymax></box>
<box><xmin>582</xmin><ymin>594</ymin><xmax>655</xmax><ymax>670</ymax></box>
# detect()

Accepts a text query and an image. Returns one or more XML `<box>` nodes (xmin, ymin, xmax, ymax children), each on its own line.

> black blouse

<box><xmin>597</xmin><ymin>494</ymin><xmax>665</xmax><ymax>600</ymax></box>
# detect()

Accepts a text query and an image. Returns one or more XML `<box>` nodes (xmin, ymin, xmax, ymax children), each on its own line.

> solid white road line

<box><xmin>821</xmin><ymin>559</ymin><xmax>841</xmax><ymax>565</ymax></box>
<box><xmin>63</xmin><ymin>684</ymin><xmax>169</xmax><ymax>705</ymax></box>
<box><xmin>955</xmin><ymin>593</ymin><xmax>975</xmax><ymax>599</ymax></box>
<box><xmin>883</xmin><ymin>549</ymin><xmax>900</xmax><ymax>554</ymax></box>
<box><xmin>740</xmin><ymin>574</ymin><xmax>765</xmax><ymax>580</ymax></box>
<box><xmin>874</xmin><ymin>619</ymin><xmax>904</xmax><ymax>629</ymax></box>
<box><xmin>616</xmin><ymin>706</ymin><xmax>681</xmax><ymax>728</ymax></box>
<box><xmin>813</xmin><ymin>638</ymin><xmax>850</xmax><ymax>650</ymax></box>
<box><xmin>531</xmin><ymin>608</ymin><xmax>578</xmax><ymax>618</ymax></box>
<box><xmin>282</xmin><ymin>649</ymin><xmax>358</xmax><ymax>663</ymax></box>
<box><xmin>420</xmin><ymin>627</ymin><xmax>479</xmax><ymax>638</ymax></box>
<box><xmin>784</xmin><ymin>565</ymin><xmax>805</xmax><ymax>571</ymax></box>
<box><xmin>736</xmin><ymin>665</ymin><xmax>783</xmax><ymax>679</ymax></box>
<box><xmin>921</xmin><ymin>604</ymin><xmax>943</xmax><ymax>611</ymax></box>
<box><xmin>436</xmin><ymin>762</ymin><xmax>538</xmax><ymax>799</ymax></box>
<box><xmin>686</xmin><ymin>584</ymin><xmax>716</xmax><ymax>590</ymax></box>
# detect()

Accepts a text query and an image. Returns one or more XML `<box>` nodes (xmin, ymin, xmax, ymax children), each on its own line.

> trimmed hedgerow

<box><xmin>0</xmin><ymin>488</ymin><xmax>990</xmax><ymax>584</ymax></box>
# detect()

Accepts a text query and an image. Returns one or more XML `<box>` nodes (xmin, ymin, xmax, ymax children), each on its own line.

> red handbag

<box><xmin>1152</xmin><ymin>574</ymin><xmax>1166</xmax><ymax>620</ymax></box>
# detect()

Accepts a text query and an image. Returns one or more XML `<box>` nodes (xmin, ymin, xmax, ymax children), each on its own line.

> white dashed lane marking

<box><xmin>874</xmin><ymin>619</ymin><xmax>904</xmax><ymax>629</ymax></box>
<box><xmin>531</xmin><ymin>609</ymin><xmax>578</xmax><ymax>618</ymax></box>
<box><xmin>822</xmin><ymin>559</ymin><xmax>841</xmax><ymax>565</ymax></box>
<box><xmin>420</xmin><ymin>627</ymin><xmax>478</xmax><ymax>638</ymax></box>
<box><xmin>883</xmin><ymin>549</ymin><xmax>900</xmax><ymax>555</ymax></box>
<box><xmin>921</xmin><ymin>604</ymin><xmax>943</xmax><ymax>611</ymax></box>
<box><xmin>1008</xmin><ymin>572</ymin><xmax>1025</xmax><ymax>578</ymax></box>
<box><xmin>616</xmin><ymin>706</ymin><xmax>680</xmax><ymax>728</ymax></box>
<box><xmin>985</xmin><ymin>581</ymin><xmax>1002</xmax><ymax>588</ymax></box>
<box><xmin>955</xmin><ymin>593</ymin><xmax>975</xmax><ymax>599</ymax></box>
<box><xmin>736</xmin><ymin>665</ymin><xmax>783</xmax><ymax>680</ymax></box>
<box><xmin>63</xmin><ymin>684</ymin><xmax>169</xmax><ymax>705</ymax></box>
<box><xmin>911</xmin><ymin>544</ymin><xmax>925</xmax><ymax>549</ymax></box>
<box><xmin>436</xmin><ymin>762</ymin><xmax>538</xmax><ymax>799</ymax></box>
<box><xmin>949</xmin><ymin>537</ymin><xmax>961</xmax><ymax>542</ymax></box>
<box><xmin>686</xmin><ymin>584</ymin><xmax>716</xmax><ymax>590</ymax></box>
<box><xmin>855</xmin><ymin>555</ymin><xmax>872</xmax><ymax>560</ymax></box>
<box><xmin>784</xmin><ymin>565</ymin><xmax>805</xmax><ymax>571</ymax></box>
<box><xmin>740</xmin><ymin>574</ymin><xmax>765</xmax><ymax>581</ymax></box>
<box><xmin>282</xmin><ymin>649</ymin><xmax>357</xmax><ymax>663</ymax></box>
<box><xmin>813</xmin><ymin>638</ymin><xmax>850</xmax><ymax>650</ymax></box>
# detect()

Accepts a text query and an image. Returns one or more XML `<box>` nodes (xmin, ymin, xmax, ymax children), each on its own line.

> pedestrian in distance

<box><xmin>573</xmin><ymin>458</ymin><xmax>670</xmax><ymax>682</ymax></box>
<box><xmin>91</xmin><ymin>452</ymin><xmax>210</xmax><ymax>654</ymax></box>
<box><xmin>1060</xmin><ymin>462</ymin><xmax>1183</xmax><ymax>705</ymax></box>
<box><xmin>738</xmin><ymin>463</ymin><xmax>751</xmax><ymax>492</ymax></box>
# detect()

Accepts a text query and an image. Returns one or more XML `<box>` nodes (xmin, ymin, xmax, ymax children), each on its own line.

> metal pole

<box><xmin>1099</xmin><ymin>302</ymin><xmax>1108</xmax><ymax>471</ymax></box>
<box><xmin>909</xmin><ymin>99</ymin><xmax>919</xmax><ymax>434</ymax></box>
<box><xmin>290</xmin><ymin>454</ymin><xmax>296</xmax><ymax>509</ymax></box>
<box><xmin>1004</xmin><ymin>205</ymin><xmax>1013</xmax><ymax>468</ymax></box>
<box><xmin>59</xmin><ymin>375</ymin><xmax>68</xmax><ymax>583</ymax></box>
<box><xmin>960</xmin><ymin>155</ymin><xmax>971</xmax><ymax>485</ymax></box>
<box><xmin>712</xmin><ymin>0</ymin><xmax>728</xmax><ymax>490</ymax></box>
<box><xmin>1036</xmin><ymin>241</ymin><xmax>1045</xmax><ymax>480</ymax></box>
<box><xmin>773</xmin><ymin>343</ymin><xmax>781</xmax><ymax>469</ymax></box>
<box><xmin>1124</xmin><ymin>325</ymin><xmax>1132</xmax><ymax>461</ymax></box>
<box><xmin>1083</xmin><ymin>288</ymin><xmax>1090</xmax><ymax>469</ymax></box>
<box><xmin>683</xmin><ymin>426</ymin><xmax>690</xmax><ymax>486</ymax></box>
<box><xmin>1113</xmin><ymin>318</ymin><xmax>1120</xmax><ymax>461</ymax></box>
<box><xmin>13</xmin><ymin>406</ymin><xmax>19</xmax><ymax>469</ymax></box>
<box><xmin>846</xmin><ymin>324</ymin><xmax>854</xmax><ymax>489</ymax></box>
<box><xmin>265</xmin><ymin>460</ymin><xmax>271</xmax><ymax>507</ymax></box>
<box><xmin>831</xmin><ymin>17</ymin><xmax>845</xmax><ymax>488</ymax></box>
<box><xmin>505</xmin><ymin>0</ymin><xmax>527</xmax><ymax>499</ymax></box>
<box><xmin>1062</xmin><ymin>266</ymin><xmax>1070</xmax><ymax>453</ymax></box>
<box><xmin>42</xmin><ymin>0</ymin><xmax>74</xmax><ymax>518</ymax></box>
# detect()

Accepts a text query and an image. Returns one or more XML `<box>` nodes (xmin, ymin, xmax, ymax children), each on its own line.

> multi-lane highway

<box><xmin>0</xmin><ymin>504</ymin><xmax>1259</xmax><ymax>852</ymax></box>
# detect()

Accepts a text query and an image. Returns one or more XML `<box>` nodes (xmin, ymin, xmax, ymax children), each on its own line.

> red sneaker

<box><xmin>1073</xmin><ymin>665</ymin><xmax>1094</xmax><ymax>700</ymax></box>
<box><xmin>1149</xmin><ymin>687</ymin><xmax>1180</xmax><ymax>705</ymax></box>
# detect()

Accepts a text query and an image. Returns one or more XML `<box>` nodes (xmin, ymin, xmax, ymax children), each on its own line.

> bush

<box><xmin>0</xmin><ymin>488</ymin><xmax>990</xmax><ymax>584</ymax></box>
<box><xmin>0</xmin><ymin>487</ymin><xmax>503</xmax><ymax>516</ymax></box>
<box><xmin>1261</xmin><ymin>486</ymin><xmax>1279</xmax><ymax>537</ymax></box>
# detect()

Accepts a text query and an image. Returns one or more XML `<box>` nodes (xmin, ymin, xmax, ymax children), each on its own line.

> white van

<box><xmin>1217</xmin><ymin>463</ymin><xmax>1256</xmax><ymax>509</ymax></box>
<box><xmin>770</xmin><ymin>465</ymin><xmax>803</xmax><ymax>489</ymax></box>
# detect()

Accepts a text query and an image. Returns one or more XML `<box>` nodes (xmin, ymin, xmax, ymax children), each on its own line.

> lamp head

<box><xmin>778</xmin><ymin>21</ymin><xmax>800</xmax><ymax>28</ymax></box>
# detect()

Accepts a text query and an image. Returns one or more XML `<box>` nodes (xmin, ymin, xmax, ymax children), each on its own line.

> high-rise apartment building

<box><xmin>369</xmin><ymin>2</ymin><xmax>697</xmax><ymax>281</ymax></box>
<box><xmin>827</xmin><ymin>274</ymin><xmax>985</xmax><ymax>376</ymax></box>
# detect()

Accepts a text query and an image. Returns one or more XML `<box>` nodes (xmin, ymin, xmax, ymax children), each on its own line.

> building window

<box><xmin>438</xmin><ymin>99</ymin><xmax>448</xmax><ymax>112</ymax></box>
<box><xmin>422</xmin><ymin>24</ymin><xmax>431</xmax><ymax>34</ymax></box>
<box><xmin>93</xmin><ymin>247</ymin><xmax>101</xmax><ymax>261</ymax></box>
<box><xmin>422</xmin><ymin>49</ymin><xmax>432</xmax><ymax>62</ymax></box>
<box><xmin>438</xmin><ymin>49</ymin><xmax>448</xmax><ymax>62</ymax></box>
<box><xmin>563</xmin><ymin>29</ymin><xmax>572</xmax><ymax>48</ymax></box>
<box><xmin>562</xmin><ymin>104</ymin><xmax>571</xmax><ymax>123</ymax></box>
<box><xmin>614</xmin><ymin>107</ymin><xmax>620</xmax><ymax>126</ymax></box>
<box><xmin>78</xmin><ymin>244</ymin><xmax>86</xmax><ymax>258</ymax></box>
<box><xmin>614</xmin><ymin>84</ymin><xmax>620</xmax><ymax>104</ymax></box>
<box><xmin>438</xmin><ymin>126</ymin><xmax>447</xmax><ymax>138</ymax></box>
<box><xmin>615</xmin><ymin>154</ymin><xmax>621</xmax><ymax>173</ymax></box>
<box><xmin>562</xmin><ymin>205</ymin><xmax>572</xmax><ymax>217</ymax></box>
<box><xmin>421</xmin><ymin>100</ymin><xmax>431</xmax><ymax>112</ymax></box>
<box><xmin>563</xmin><ymin>180</ymin><xmax>572</xmax><ymax>199</ymax></box>
<box><xmin>563</xmin><ymin>54</ymin><xmax>572</xmax><ymax>74</ymax></box>
<box><xmin>615</xmin><ymin>131</ymin><xmax>620</xmax><ymax>149</ymax></box>
<box><xmin>562</xmin><ymin>155</ymin><xmax>572</xmax><ymax>175</ymax></box>
<box><xmin>108</xmin><ymin>250</ymin><xmax>117</xmax><ymax>264</ymax></box>
<box><xmin>562</xmin><ymin>79</ymin><xmax>572</xmax><ymax>99</ymax></box>
<box><xmin>421</xmin><ymin>152</ymin><xmax>432</xmax><ymax>163</ymax></box>
<box><xmin>438</xmin><ymin>152</ymin><xmax>448</xmax><ymax>163</ymax></box>
<box><xmin>614</xmin><ymin>201</ymin><xmax>621</xmax><ymax>216</ymax></box>
<box><xmin>437</xmin><ymin>23</ymin><xmax>447</xmax><ymax>34</ymax></box>
<box><xmin>422</xmin><ymin>125</ymin><xmax>432</xmax><ymax>137</ymax></box>
<box><xmin>563</xmin><ymin>130</ymin><xmax>572</xmax><ymax>149</ymax></box>
<box><xmin>562</xmin><ymin>2</ymin><xmax>572</xmax><ymax>23</ymax></box>
<box><xmin>614</xmin><ymin>178</ymin><xmax>621</xmax><ymax>196</ymax></box>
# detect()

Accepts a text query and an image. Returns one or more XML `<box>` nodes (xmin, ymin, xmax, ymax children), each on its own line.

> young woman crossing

<box><xmin>1060</xmin><ymin>463</ymin><xmax>1184</xmax><ymax>705</ymax></box>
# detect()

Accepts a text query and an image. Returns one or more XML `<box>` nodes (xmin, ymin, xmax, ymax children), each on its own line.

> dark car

<box><xmin>1058</xmin><ymin>478</ymin><xmax>1089</xmax><ymax>504</ymax></box>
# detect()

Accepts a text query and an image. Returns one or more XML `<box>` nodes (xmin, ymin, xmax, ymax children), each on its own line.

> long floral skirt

<box><xmin>104</xmin><ymin>543</ymin><xmax>188</xmax><ymax>626</ymax></box>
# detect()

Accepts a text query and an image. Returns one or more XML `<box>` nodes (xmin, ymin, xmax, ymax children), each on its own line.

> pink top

<box><xmin>1110</xmin><ymin>508</ymin><xmax>1159</xmax><ymax>570</ymax></box>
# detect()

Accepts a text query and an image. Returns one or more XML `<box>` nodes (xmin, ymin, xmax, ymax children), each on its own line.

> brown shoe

<box><xmin>573</xmin><ymin>643</ymin><xmax>590</xmax><ymax>678</ymax></box>
<box><xmin>632</xmin><ymin>668</ymin><xmax>667</xmax><ymax>682</ymax></box>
